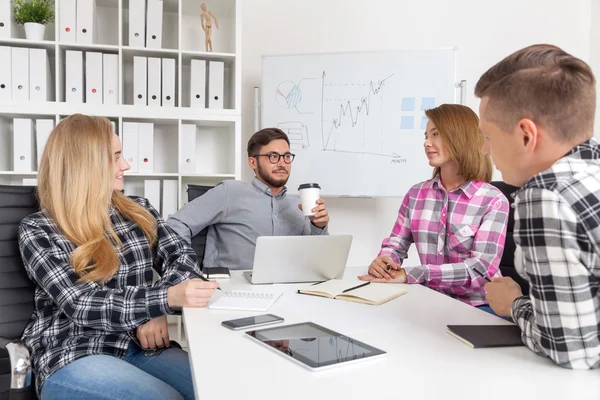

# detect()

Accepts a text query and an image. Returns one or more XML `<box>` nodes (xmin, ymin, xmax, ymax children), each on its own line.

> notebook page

<box><xmin>339</xmin><ymin>283</ymin><xmax>408</xmax><ymax>304</ymax></box>
<box><xmin>208</xmin><ymin>290</ymin><xmax>283</xmax><ymax>312</ymax></box>
<box><xmin>303</xmin><ymin>279</ymin><xmax>365</xmax><ymax>297</ymax></box>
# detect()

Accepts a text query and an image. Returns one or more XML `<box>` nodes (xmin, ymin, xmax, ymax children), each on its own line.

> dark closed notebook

<box><xmin>446</xmin><ymin>325</ymin><xmax>525</xmax><ymax>348</ymax></box>
<box><xmin>204</xmin><ymin>267</ymin><xmax>231</xmax><ymax>279</ymax></box>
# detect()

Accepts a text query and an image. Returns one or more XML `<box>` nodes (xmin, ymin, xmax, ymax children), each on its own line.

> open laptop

<box><xmin>243</xmin><ymin>235</ymin><xmax>353</xmax><ymax>284</ymax></box>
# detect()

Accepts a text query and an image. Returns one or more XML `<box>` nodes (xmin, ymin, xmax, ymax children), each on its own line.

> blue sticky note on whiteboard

<box><xmin>400</xmin><ymin>116</ymin><xmax>414</xmax><ymax>129</ymax></box>
<box><xmin>421</xmin><ymin>116</ymin><xmax>428</xmax><ymax>130</ymax></box>
<box><xmin>421</xmin><ymin>97</ymin><xmax>436</xmax><ymax>110</ymax></box>
<box><xmin>401</xmin><ymin>97</ymin><xmax>416</xmax><ymax>111</ymax></box>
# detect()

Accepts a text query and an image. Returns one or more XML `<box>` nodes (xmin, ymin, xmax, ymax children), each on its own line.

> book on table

<box><xmin>297</xmin><ymin>279</ymin><xmax>407</xmax><ymax>305</ymax></box>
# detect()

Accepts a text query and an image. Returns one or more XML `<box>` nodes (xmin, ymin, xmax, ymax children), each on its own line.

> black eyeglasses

<box><xmin>253</xmin><ymin>152</ymin><xmax>295</xmax><ymax>164</ymax></box>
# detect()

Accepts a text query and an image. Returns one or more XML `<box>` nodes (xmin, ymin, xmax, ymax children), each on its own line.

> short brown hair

<box><xmin>474</xmin><ymin>44</ymin><xmax>596</xmax><ymax>142</ymax></box>
<box><xmin>425</xmin><ymin>104</ymin><xmax>492</xmax><ymax>182</ymax></box>
<box><xmin>247</xmin><ymin>128</ymin><xmax>290</xmax><ymax>157</ymax></box>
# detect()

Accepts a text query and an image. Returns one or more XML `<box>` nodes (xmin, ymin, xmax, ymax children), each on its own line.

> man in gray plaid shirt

<box><xmin>476</xmin><ymin>44</ymin><xmax>600</xmax><ymax>369</ymax></box>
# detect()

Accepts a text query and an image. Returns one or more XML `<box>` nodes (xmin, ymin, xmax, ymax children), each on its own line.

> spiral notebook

<box><xmin>208</xmin><ymin>290</ymin><xmax>283</xmax><ymax>311</ymax></box>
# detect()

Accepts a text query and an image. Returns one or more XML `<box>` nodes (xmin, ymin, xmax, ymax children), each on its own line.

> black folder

<box><xmin>446</xmin><ymin>325</ymin><xmax>524</xmax><ymax>348</ymax></box>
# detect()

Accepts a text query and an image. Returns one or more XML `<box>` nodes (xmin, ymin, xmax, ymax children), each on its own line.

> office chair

<box><xmin>490</xmin><ymin>181</ymin><xmax>529</xmax><ymax>295</ymax></box>
<box><xmin>0</xmin><ymin>186</ymin><xmax>39</xmax><ymax>400</ymax></box>
<box><xmin>186</xmin><ymin>184</ymin><xmax>213</xmax><ymax>271</ymax></box>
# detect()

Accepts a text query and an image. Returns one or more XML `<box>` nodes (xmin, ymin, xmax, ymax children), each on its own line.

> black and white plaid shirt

<box><xmin>511</xmin><ymin>138</ymin><xmax>600</xmax><ymax>369</ymax></box>
<box><xmin>18</xmin><ymin>196</ymin><xmax>201</xmax><ymax>393</ymax></box>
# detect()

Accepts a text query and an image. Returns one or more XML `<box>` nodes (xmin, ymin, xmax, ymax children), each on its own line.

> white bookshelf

<box><xmin>0</xmin><ymin>0</ymin><xmax>243</xmax><ymax>346</ymax></box>
<box><xmin>0</xmin><ymin>0</ymin><xmax>243</xmax><ymax>209</ymax></box>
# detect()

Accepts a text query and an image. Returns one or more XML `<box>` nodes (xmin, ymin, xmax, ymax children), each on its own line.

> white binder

<box><xmin>103</xmin><ymin>53</ymin><xmax>118</xmax><ymax>105</ymax></box>
<box><xmin>147</xmin><ymin>57</ymin><xmax>161</xmax><ymax>106</ymax></box>
<box><xmin>65</xmin><ymin>50</ymin><xmax>83</xmax><ymax>103</ymax></box>
<box><xmin>76</xmin><ymin>0</ymin><xmax>97</xmax><ymax>44</ymax></box>
<box><xmin>146</xmin><ymin>0</ymin><xmax>163</xmax><ymax>49</ymax></box>
<box><xmin>0</xmin><ymin>46</ymin><xmax>11</xmax><ymax>101</ymax></box>
<box><xmin>59</xmin><ymin>0</ymin><xmax>77</xmax><ymax>43</ymax></box>
<box><xmin>11</xmin><ymin>47</ymin><xmax>29</xmax><ymax>101</ymax></box>
<box><xmin>0</xmin><ymin>0</ymin><xmax>13</xmax><ymax>39</ymax></box>
<box><xmin>133</xmin><ymin>56</ymin><xmax>147</xmax><ymax>106</ymax></box>
<box><xmin>144</xmin><ymin>180</ymin><xmax>161</xmax><ymax>211</ymax></box>
<box><xmin>22</xmin><ymin>178</ymin><xmax>38</xmax><ymax>186</ymax></box>
<box><xmin>85</xmin><ymin>51</ymin><xmax>103</xmax><ymax>104</ymax></box>
<box><xmin>161</xmin><ymin>180</ymin><xmax>178</xmax><ymax>218</ymax></box>
<box><xmin>190</xmin><ymin>59</ymin><xmax>206</xmax><ymax>108</ymax></box>
<box><xmin>122</xmin><ymin>122</ymin><xmax>139</xmax><ymax>173</ymax></box>
<box><xmin>128</xmin><ymin>0</ymin><xmax>146</xmax><ymax>47</ymax></box>
<box><xmin>180</xmin><ymin>124</ymin><xmax>197</xmax><ymax>174</ymax></box>
<box><xmin>13</xmin><ymin>118</ymin><xmax>34</xmax><ymax>172</ymax></box>
<box><xmin>161</xmin><ymin>58</ymin><xmax>175</xmax><ymax>107</ymax></box>
<box><xmin>35</xmin><ymin>119</ymin><xmax>54</xmax><ymax>168</ymax></box>
<box><xmin>208</xmin><ymin>61</ymin><xmax>224</xmax><ymax>109</ymax></box>
<box><xmin>138</xmin><ymin>122</ymin><xmax>154</xmax><ymax>173</ymax></box>
<box><xmin>29</xmin><ymin>49</ymin><xmax>51</xmax><ymax>102</ymax></box>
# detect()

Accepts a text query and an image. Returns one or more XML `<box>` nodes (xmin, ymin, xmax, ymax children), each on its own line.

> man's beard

<box><xmin>256</xmin><ymin>160</ymin><xmax>289</xmax><ymax>188</ymax></box>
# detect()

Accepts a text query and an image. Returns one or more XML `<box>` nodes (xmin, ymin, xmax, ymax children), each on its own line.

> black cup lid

<box><xmin>298</xmin><ymin>183</ymin><xmax>321</xmax><ymax>190</ymax></box>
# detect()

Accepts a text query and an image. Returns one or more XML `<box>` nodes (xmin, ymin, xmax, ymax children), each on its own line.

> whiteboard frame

<box><xmin>259</xmin><ymin>47</ymin><xmax>460</xmax><ymax>198</ymax></box>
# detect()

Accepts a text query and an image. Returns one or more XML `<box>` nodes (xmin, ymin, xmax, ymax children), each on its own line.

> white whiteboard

<box><xmin>261</xmin><ymin>49</ymin><xmax>457</xmax><ymax>197</ymax></box>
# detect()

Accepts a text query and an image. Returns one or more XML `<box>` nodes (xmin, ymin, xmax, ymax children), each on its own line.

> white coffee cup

<box><xmin>298</xmin><ymin>183</ymin><xmax>321</xmax><ymax>216</ymax></box>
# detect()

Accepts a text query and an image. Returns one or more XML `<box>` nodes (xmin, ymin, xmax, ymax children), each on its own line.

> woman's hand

<box><xmin>137</xmin><ymin>315</ymin><xmax>170</xmax><ymax>349</ymax></box>
<box><xmin>359</xmin><ymin>256</ymin><xmax>407</xmax><ymax>283</ymax></box>
<box><xmin>365</xmin><ymin>256</ymin><xmax>401</xmax><ymax>280</ymax></box>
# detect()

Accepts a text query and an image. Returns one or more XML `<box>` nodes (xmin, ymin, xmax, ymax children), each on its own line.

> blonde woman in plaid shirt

<box><xmin>18</xmin><ymin>114</ymin><xmax>218</xmax><ymax>399</ymax></box>
<box><xmin>479</xmin><ymin>45</ymin><xmax>600</xmax><ymax>369</ymax></box>
<box><xmin>360</xmin><ymin>104</ymin><xmax>510</xmax><ymax>315</ymax></box>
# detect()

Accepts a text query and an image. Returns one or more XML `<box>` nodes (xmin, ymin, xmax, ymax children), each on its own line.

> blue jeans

<box><xmin>41</xmin><ymin>341</ymin><xmax>194</xmax><ymax>400</ymax></box>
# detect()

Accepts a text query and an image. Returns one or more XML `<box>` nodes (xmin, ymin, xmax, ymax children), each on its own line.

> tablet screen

<box><xmin>246</xmin><ymin>322</ymin><xmax>385</xmax><ymax>368</ymax></box>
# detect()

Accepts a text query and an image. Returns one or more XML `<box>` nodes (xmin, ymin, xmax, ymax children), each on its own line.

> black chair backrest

<box><xmin>0</xmin><ymin>185</ymin><xmax>39</xmax><ymax>394</ymax></box>
<box><xmin>186</xmin><ymin>185</ymin><xmax>213</xmax><ymax>271</ymax></box>
<box><xmin>490</xmin><ymin>181</ymin><xmax>529</xmax><ymax>295</ymax></box>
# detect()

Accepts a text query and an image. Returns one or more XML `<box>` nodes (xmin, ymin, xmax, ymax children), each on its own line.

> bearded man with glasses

<box><xmin>167</xmin><ymin>128</ymin><xmax>330</xmax><ymax>272</ymax></box>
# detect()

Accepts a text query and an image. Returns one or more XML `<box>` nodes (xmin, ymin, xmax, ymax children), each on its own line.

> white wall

<box><xmin>590</xmin><ymin>0</ymin><xmax>600</xmax><ymax>141</ymax></box>
<box><xmin>241</xmin><ymin>0</ymin><xmax>593</xmax><ymax>267</ymax></box>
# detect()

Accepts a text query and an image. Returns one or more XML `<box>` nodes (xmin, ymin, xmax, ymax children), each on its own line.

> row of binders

<box><xmin>12</xmin><ymin>119</ymin><xmax>55</xmax><ymax>172</ymax></box>
<box><xmin>122</xmin><ymin>122</ymin><xmax>156</xmax><ymax>173</ymax></box>
<box><xmin>142</xmin><ymin>180</ymin><xmax>178</xmax><ymax>219</ymax></box>
<box><xmin>58</xmin><ymin>0</ymin><xmax>97</xmax><ymax>44</ymax></box>
<box><xmin>0</xmin><ymin>47</ymin><xmax>52</xmax><ymax>102</ymax></box>
<box><xmin>133</xmin><ymin>56</ymin><xmax>176</xmax><ymax>107</ymax></box>
<box><xmin>11</xmin><ymin>118</ymin><xmax>117</xmax><ymax>173</ymax></box>
<box><xmin>66</xmin><ymin>51</ymin><xmax>119</xmax><ymax>104</ymax></box>
<box><xmin>129</xmin><ymin>0</ymin><xmax>164</xmax><ymax>49</ymax></box>
<box><xmin>190</xmin><ymin>60</ymin><xmax>225</xmax><ymax>109</ymax></box>
<box><xmin>0</xmin><ymin>0</ymin><xmax>97</xmax><ymax>42</ymax></box>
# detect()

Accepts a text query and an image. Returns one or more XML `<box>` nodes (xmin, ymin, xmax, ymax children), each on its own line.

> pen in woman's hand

<box><xmin>473</xmin><ymin>268</ymin><xmax>491</xmax><ymax>282</ymax></box>
<box><xmin>198</xmin><ymin>273</ymin><xmax>222</xmax><ymax>290</ymax></box>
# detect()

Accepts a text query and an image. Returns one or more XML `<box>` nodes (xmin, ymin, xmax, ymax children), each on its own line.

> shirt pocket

<box><xmin>448</xmin><ymin>224</ymin><xmax>479</xmax><ymax>255</ymax></box>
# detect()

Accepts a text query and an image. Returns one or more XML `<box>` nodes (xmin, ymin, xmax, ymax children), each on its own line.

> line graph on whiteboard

<box><xmin>275</xmin><ymin>71</ymin><xmax>434</xmax><ymax>160</ymax></box>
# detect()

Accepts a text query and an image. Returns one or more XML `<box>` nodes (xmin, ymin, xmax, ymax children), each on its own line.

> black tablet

<box><xmin>246</xmin><ymin>322</ymin><xmax>386</xmax><ymax>370</ymax></box>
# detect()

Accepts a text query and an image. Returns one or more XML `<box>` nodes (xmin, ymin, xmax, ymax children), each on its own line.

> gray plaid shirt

<box><xmin>511</xmin><ymin>138</ymin><xmax>600</xmax><ymax>369</ymax></box>
<box><xmin>18</xmin><ymin>197</ymin><xmax>201</xmax><ymax>393</ymax></box>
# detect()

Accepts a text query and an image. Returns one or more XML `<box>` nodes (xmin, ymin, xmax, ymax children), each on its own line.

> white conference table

<box><xmin>183</xmin><ymin>268</ymin><xmax>600</xmax><ymax>400</ymax></box>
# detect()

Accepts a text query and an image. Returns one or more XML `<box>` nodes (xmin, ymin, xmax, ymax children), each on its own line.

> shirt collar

<box><xmin>520</xmin><ymin>138</ymin><xmax>600</xmax><ymax>192</ymax></box>
<box><xmin>251</xmin><ymin>177</ymin><xmax>287</xmax><ymax>197</ymax></box>
<box><xmin>432</xmin><ymin>174</ymin><xmax>480</xmax><ymax>199</ymax></box>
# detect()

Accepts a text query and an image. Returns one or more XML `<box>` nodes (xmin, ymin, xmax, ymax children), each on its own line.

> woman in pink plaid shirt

<box><xmin>359</xmin><ymin>104</ymin><xmax>509</xmax><ymax>311</ymax></box>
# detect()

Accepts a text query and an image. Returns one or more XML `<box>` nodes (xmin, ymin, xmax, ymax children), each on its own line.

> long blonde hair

<box><xmin>37</xmin><ymin>114</ymin><xmax>157</xmax><ymax>283</ymax></box>
<box><xmin>425</xmin><ymin>104</ymin><xmax>493</xmax><ymax>182</ymax></box>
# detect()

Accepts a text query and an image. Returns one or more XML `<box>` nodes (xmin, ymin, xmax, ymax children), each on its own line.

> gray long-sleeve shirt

<box><xmin>167</xmin><ymin>178</ymin><xmax>328</xmax><ymax>270</ymax></box>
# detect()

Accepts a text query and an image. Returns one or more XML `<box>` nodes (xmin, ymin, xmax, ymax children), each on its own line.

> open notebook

<box><xmin>297</xmin><ymin>280</ymin><xmax>407</xmax><ymax>306</ymax></box>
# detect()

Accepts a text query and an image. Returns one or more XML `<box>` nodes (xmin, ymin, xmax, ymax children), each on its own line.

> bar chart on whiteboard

<box><xmin>261</xmin><ymin>49</ymin><xmax>457</xmax><ymax>197</ymax></box>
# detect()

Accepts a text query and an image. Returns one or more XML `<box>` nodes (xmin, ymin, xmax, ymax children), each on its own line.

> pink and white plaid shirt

<box><xmin>379</xmin><ymin>176</ymin><xmax>510</xmax><ymax>306</ymax></box>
